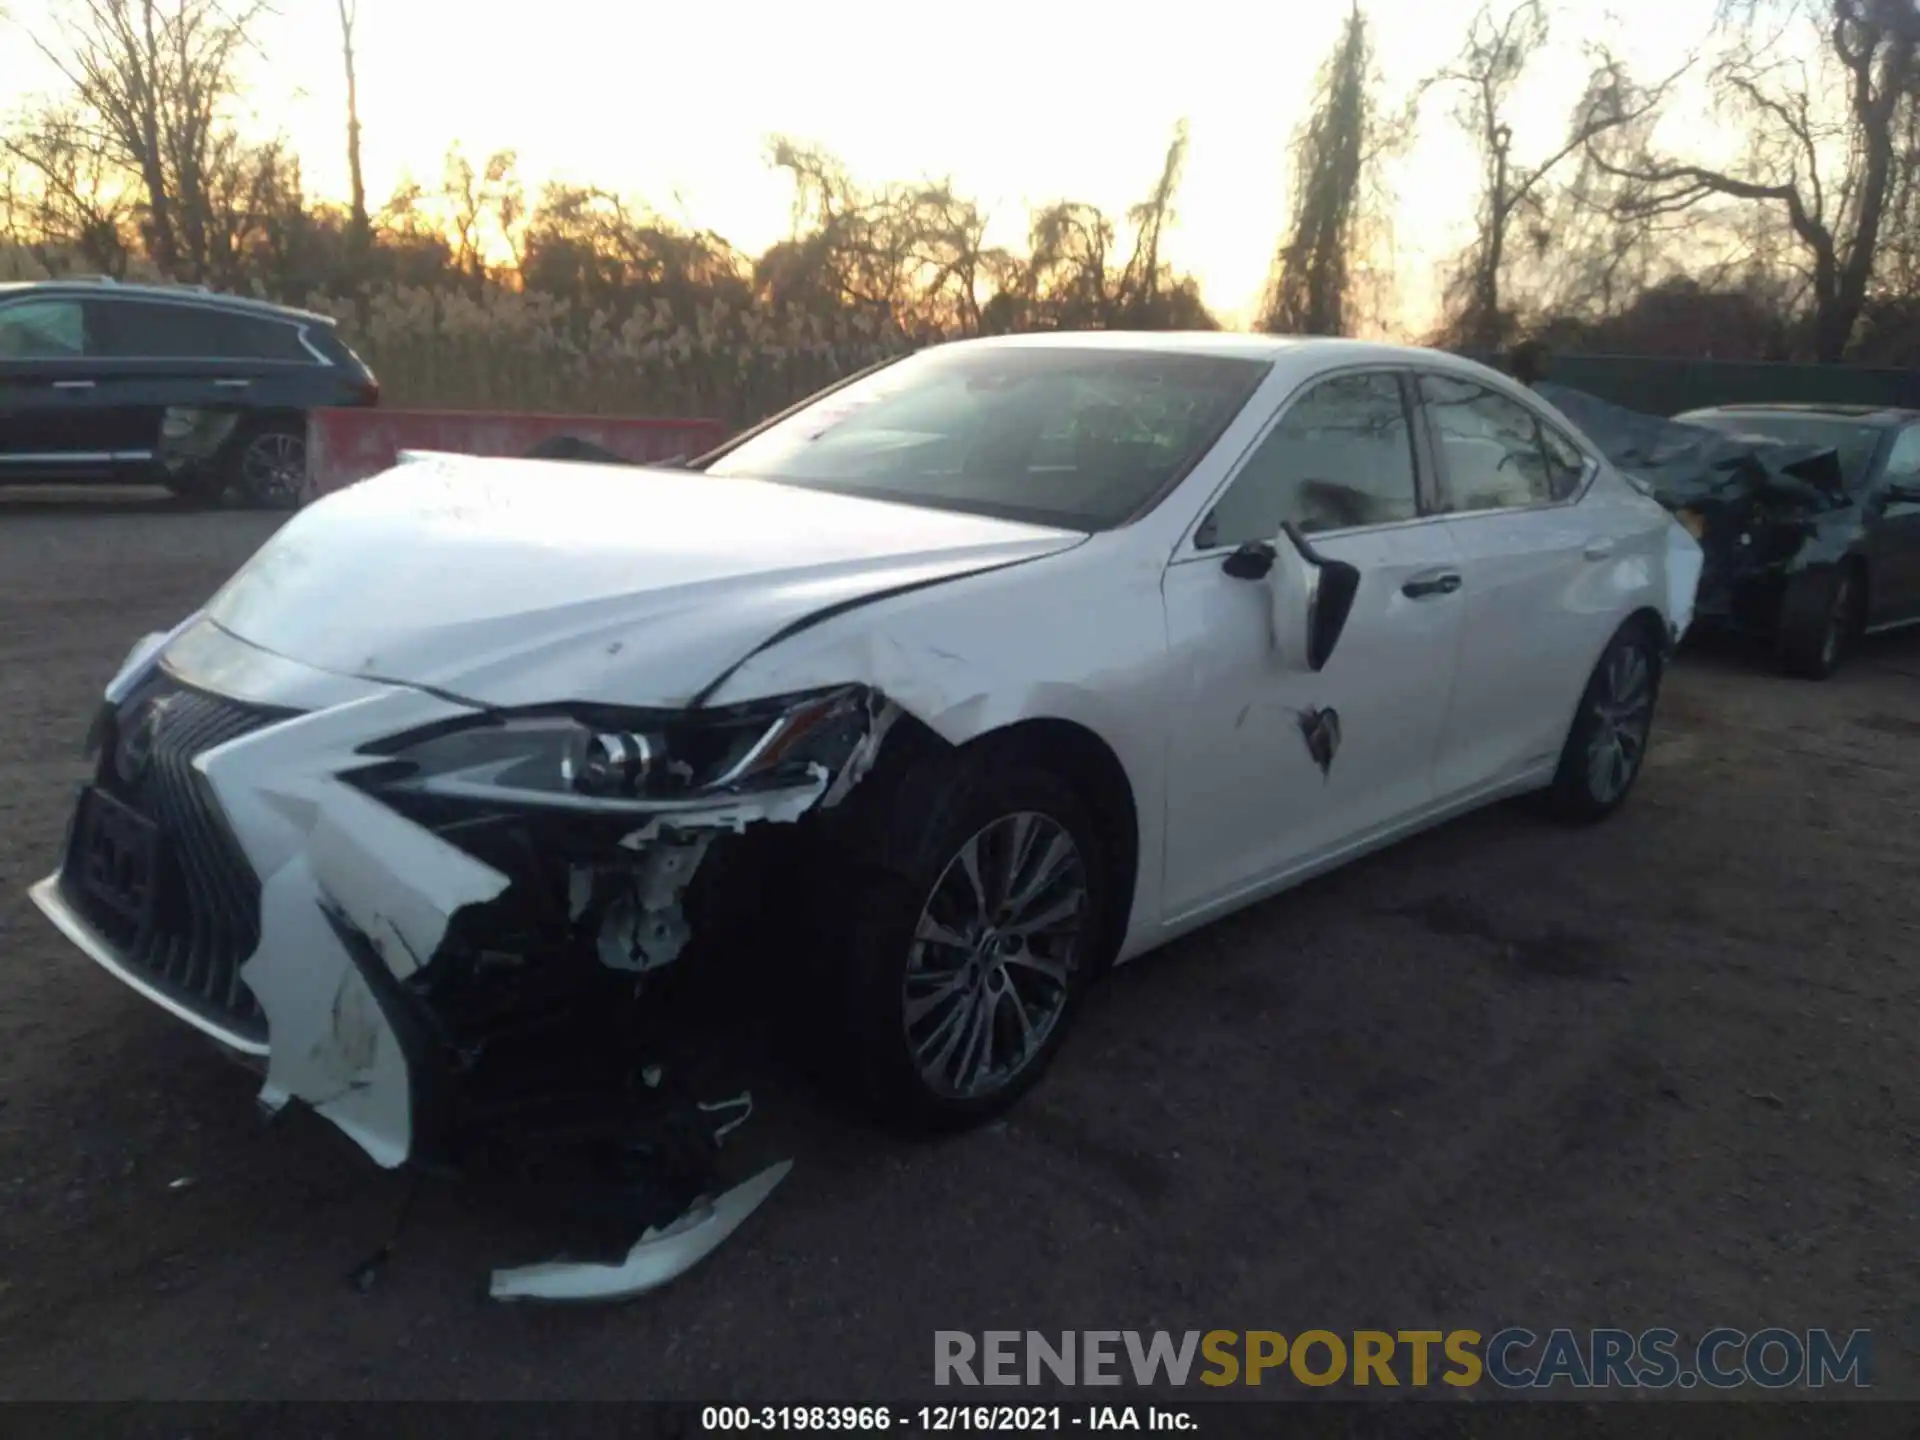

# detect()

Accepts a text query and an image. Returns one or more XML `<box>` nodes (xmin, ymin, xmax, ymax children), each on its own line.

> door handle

<box><xmin>212</xmin><ymin>378</ymin><xmax>251</xmax><ymax>389</ymax></box>
<box><xmin>51</xmin><ymin>379</ymin><xmax>95</xmax><ymax>390</ymax></box>
<box><xmin>1402</xmin><ymin>571</ymin><xmax>1462</xmax><ymax>599</ymax></box>
<box><xmin>1583</xmin><ymin>539</ymin><xmax>1615</xmax><ymax>561</ymax></box>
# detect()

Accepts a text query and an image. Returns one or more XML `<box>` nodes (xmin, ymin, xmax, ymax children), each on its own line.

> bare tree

<box><xmin>1</xmin><ymin>104</ymin><xmax>133</xmax><ymax>274</ymax></box>
<box><xmin>336</xmin><ymin>0</ymin><xmax>367</xmax><ymax>265</ymax></box>
<box><xmin>1120</xmin><ymin>120</ymin><xmax>1188</xmax><ymax>313</ymax></box>
<box><xmin>1589</xmin><ymin>0</ymin><xmax>1919</xmax><ymax>360</ymax></box>
<box><xmin>22</xmin><ymin>0</ymin><xmax>272</xmax><ymax>280</ymax></box>
<box><xmin>1259</xmin><ymin>3</ymin><xmax>1392</xmax><ymax>335</ymax></box>
<box><xmin>1423</xmin><ymin>0</ymin><xmax>1677</xmax><ymax>350</ymax></box>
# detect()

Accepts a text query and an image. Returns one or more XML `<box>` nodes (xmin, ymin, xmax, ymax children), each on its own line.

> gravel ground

<box><xmin>0</xmin><ymin>486</ymin><xmax>1916</xmax><ymax>1402</ymax></box>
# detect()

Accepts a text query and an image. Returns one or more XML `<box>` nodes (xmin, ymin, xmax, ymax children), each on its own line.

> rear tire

<box><xmin>227</xmin><ymin>423</ymin><xmax>308</xmax><ymax>511</ymax></box>
<box><xmin>824</xmin><ymin>748</ymin><xmax>1114</xmax><ymax>1133</ymax></box>
<box><xmin>1777</xmin><ymin>561</ymin><xmax>1862</xmax><ymax>680</ymax></box>
<box><xmin>1539</xmin><ymin>621</ymin><xmax>1664</xmax><ymax>825</ymax></box>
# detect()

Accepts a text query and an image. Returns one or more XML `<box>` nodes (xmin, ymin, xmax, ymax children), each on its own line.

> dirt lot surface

<box><xmin>0</xmin><ymin>486</ymin><xmax>1916</xmax><ymax>1402</ymax></box>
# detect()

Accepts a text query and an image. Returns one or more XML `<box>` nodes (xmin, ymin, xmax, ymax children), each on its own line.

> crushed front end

<box><xmin>1537</xmin><ymin>381</ymin><xmax>1863</xmax><ymax>634</ymax></box>
<box><xmin>30</xmin><ymin>621</ymin><xmax>897</xmax><ymax>1301</ymax></box>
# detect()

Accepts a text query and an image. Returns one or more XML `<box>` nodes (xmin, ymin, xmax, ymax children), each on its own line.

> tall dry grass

<box><xmin>310</xmin><ymin>288</ymin><xmax>911</xmax><ymax>426</ymax></box>
<box><xmin>3</xmin><ymin>240</ymin><xmax>911</xmax><ymax>426</ymax></box>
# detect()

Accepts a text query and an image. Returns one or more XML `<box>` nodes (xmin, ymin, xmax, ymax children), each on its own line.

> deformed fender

<box><xmin>489</xmin><ymin>1159</ymin><xmax>793</xmax><ymax>1302</ymax></box>
<box><xmin>1664</xmin><ymin>519</ymin><xmax>1705</xmax><ymax>645</ymax></box>
<box><xmin>714</xmin><ymin>627</ymin><xmax>1114</xmax><ymax>751</ymax></box>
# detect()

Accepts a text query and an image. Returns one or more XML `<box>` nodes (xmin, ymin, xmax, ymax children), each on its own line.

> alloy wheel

<box><xmin>902</xmin><ymin>811</ymin><xmax>1088</xmax><ymax>1101</ymax></box>
<box><xmin>1586</xmin><ymin>640</ymin><xmax>1655</xmax><ymax>804</ymax></box>
<box><xmin>238</xmin><ymin>431</ymin><xmax>306</xmax><ymax>508</ymax></box>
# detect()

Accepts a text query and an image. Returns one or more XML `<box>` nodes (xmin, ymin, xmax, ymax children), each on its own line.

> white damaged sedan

<box><xmin>32</xmin><ymin>333</ymin><xmax>1701</xmax><ymax>1297</ymax></box>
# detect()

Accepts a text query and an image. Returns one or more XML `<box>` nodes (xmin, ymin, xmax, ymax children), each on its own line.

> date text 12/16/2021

<box><xmin>699</xmin><ymin>1406</ymin><xmax>1196</xmax><ymax>1432</ymax></box>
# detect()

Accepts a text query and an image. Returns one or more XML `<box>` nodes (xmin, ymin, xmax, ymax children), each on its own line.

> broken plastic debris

<box><xmin>695</xmin><ymin>1093</ymin><xmax>753</xmax><ymax>1144</ymax></box>
<box><xmin>488</xmin><ymin>1159</ymin><xmax>793</xmax><ymax>1303</ymax></box>
<box><xmin>168</xmin><ymin>1176</ymin><xmax>195</xmax><ymax>1191</ymax></box>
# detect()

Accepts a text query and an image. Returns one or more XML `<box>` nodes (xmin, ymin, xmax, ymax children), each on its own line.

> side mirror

<box><xmin>1221</xmin><ymin>540</ymin><xmax>1275</xmax><ymax>581</ymax></box>
<box><xmin>1218</xmin><ymin>527</ymin><xmax>1361</xmax><ymax>672</ymax></box>
<box><xmin>1278</xmin><ymin>523</ymin><xmax>1361</xmax><ymax>672</ymax></box>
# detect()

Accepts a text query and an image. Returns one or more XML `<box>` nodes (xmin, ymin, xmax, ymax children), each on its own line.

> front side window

<box><xmin>1198</xmin><ymin>371</ymin><xmax>1419</xmax><ymax>549</ymax></box>
<box><xmin>702</xmin><ymin>347</ymin><xmax>1271</xmax><ymax>530</ymax></box>
<box><xmin>1420</xmin><ymin>374</ymin><xmax>1585</xmax><ymax>512</ymax></box>
<box><xmin>0</xmin><ymin>299</ymin><xmax>86</xmax><ymax>358</ymax></box>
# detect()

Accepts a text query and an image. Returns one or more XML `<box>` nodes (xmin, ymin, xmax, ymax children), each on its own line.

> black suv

<box><xmin>0</xmin><ymin>278</ymin><xmax>378</xmax><ymax>507</ymax></box>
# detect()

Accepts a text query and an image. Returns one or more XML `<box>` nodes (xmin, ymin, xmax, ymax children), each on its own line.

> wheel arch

<box><xmin>960</xmin><ymin>716</ymin><xmax>1141</xmax><ymax>964</ymax></box>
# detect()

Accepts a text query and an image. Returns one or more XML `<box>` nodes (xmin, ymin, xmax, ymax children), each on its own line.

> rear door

<box><xmin>1417</xmin><ymin>372</ymin><xmax>1620</xmax><ymax>800</ymax></box>
<box><xmin>0</xmin><ymin>295</ymin><xmax>103</xmax><ymax>478</ymax></box>
<box><xmin>1160</xmin><ymin>367</ymin><xmax>1468</xmax><ymax>920</ymax></box>
<box><xmin>1865</xmin><ymin>424</ymin><xmax>1920</xmax><ymax>626</ymax></box>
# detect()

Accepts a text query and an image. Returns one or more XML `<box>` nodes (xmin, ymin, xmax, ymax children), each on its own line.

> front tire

<box><xmin>830</xmin><ymin>751</ymin><xmax>1112</xmax><ymax>1132</ymax></box>
<box><xmin>1540</xmin><ymin>622</ymin><xmax>1663</xmax><ymax>825</ymax></box>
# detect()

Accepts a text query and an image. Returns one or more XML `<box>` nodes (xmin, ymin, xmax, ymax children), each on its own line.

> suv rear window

<box><xmin>89</xmin><ymin>299</ymin><xmax>312</xmax><ymax>361</ymax></box>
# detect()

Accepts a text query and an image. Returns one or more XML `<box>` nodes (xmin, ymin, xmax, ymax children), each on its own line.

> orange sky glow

<box><xmin>2</xmin><ymin>0</ymin><xmax>1734</xmax><ymax>331</ymax></box>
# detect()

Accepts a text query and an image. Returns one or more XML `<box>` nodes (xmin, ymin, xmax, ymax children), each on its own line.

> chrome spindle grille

<box><xmin>60</xmin><ymin>675</ymin><xmax>298</xmax><ymax>1042</ymax></box>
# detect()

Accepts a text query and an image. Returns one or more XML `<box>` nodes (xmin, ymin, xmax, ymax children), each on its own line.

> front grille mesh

<box><xmin>60</xmin><ymin>674</ymin><xmax>298</xmax><ymax>1042</ymax></box>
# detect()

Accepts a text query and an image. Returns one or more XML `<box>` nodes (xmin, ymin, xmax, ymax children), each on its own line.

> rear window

<box><xmin>1679</xmin><ymin>412</ymin><xmax>1886</xmax><ymax>488</ymax></box>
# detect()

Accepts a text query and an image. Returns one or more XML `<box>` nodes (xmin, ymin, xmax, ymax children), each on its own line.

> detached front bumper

<box><xmin>31</xmin><ymin>621</ymin><xmax>814</xmax><ymax>1296</ymax></box>
<box><xmin>35</xmin><ymin>656</ymin><xmax>506</xmax><ymax>1169</ymax></box>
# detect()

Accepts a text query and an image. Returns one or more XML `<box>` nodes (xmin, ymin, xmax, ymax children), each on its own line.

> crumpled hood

<box><xmin>206</xmin><ymin>455</ymin><xmax>1085</xmax><ymax>708</ymax></box>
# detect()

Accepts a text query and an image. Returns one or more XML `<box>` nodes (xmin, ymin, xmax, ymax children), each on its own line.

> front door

<box><xmin>0</xmin><ymin>295</ymin><xmax>98</xmax><ymax>479</ymax></box>
<box><xmin>1161</xmin><ymin>368</ymin><xmax>1467</xmax><ymax>921</ymax></box>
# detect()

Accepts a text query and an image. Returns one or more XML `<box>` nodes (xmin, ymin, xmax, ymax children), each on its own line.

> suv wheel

<box><xmin>230</xmin><ymin>424</ymin><xmax>307</xmax><ymax>510</ymax></box>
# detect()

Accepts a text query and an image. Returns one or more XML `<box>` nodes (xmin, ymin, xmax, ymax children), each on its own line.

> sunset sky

<box><xmin>1</xmin><ymin>0</ymin><xmax>1729</xmax><ymax>329</ymax></box>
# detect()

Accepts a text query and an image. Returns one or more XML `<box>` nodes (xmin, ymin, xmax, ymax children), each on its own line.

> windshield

<box><xmin>703</xmin><ymin>346</ymin><xmax>1271</xmax><ymax>530</ymax></box>
<box><xmin>1679</xmin><ymin>412</ymin><xmax>1886</xmax><ymax>488</ymax></box>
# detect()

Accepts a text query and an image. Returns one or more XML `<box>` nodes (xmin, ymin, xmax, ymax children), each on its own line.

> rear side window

<box><xmin>1420</xmin><ymin>374</ymin><xmax>1586</xmax><ymax>511</ymax></box>
<box><xmin>90</xmin><ymin>299</ymin><xmax>312</xmax><ymax>361</ymax></box>
<box><xmin>0</xmin><ymin>299</ymin><xmax>87</xmax><ymax>358</ymax></box>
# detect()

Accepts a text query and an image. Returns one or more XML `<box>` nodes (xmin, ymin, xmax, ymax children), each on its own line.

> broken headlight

<box><xmin>358</xmin><ymin>686</ymin><xmax>873</xmax><ymax>811</ymax></box>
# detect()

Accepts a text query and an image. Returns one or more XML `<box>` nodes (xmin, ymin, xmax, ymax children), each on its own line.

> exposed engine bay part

<box><xmin>489</xmin><ymin>1158</ymin><xmax>792</xmax><ymax>1303</ymax></box>
<box><xmin>589</xmin><ymin>834</ymin><xmax>715</xmax><ymax>972</ymax></box>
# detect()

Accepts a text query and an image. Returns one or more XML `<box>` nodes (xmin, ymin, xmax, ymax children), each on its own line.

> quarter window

<box><xmin>1199</xmin><ymin>371</ymin><xmax>1419</xmax><ymax>548</ymax></box>
<box><xmin>1419</xmin><ymin>374</ymin><xmax>1586</xmax><ymax>511</ymax></box>
<box><xmin>0</xmin><ymin>299</ymin><xmax>86</xmax><ymax>358</ymax></box>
